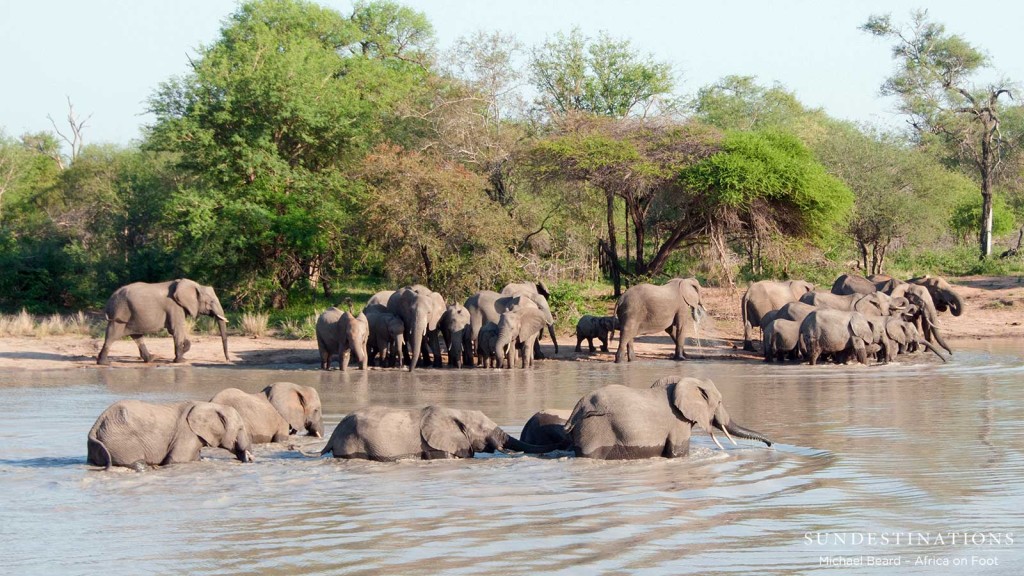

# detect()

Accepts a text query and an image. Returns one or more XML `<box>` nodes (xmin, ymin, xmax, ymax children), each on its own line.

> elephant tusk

<box><xmin>216</xmin><ymin>314</ymin><xmax>227</xmax><ymax>322</ymax></box>
<box><xmin>721</xmin><ymin>424</ymin><xmax>737</xmax><ymax>445</ymax></box>
<box><xmin>709</xmin><ymin>431</ymin><xmax>725</xmax><ymax>451</ymax></box>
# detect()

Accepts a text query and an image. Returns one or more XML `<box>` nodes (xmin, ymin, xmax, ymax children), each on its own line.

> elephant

<box><xmin>313</xmin><ymin>405</ymin><xmax>560</xmax><ymax>461</ymax></box>
<box><xmin>799</xmin><ymin>290</ymin><xmax>908</xmax><ymax>317</ymax></box>
<box><xmin>87</xmin><ymin>400</ymin><xmax>253</xmax><ymax>470</ymax></box>
<box><xmin>831</xmin><ymin>274</ymin><xmax>952</xmax><ymax>354</ymax></box>
<box><xmin>387</xmin><ymin>285</ymin><xmax>446</xmax><ymax>370</ymax></box>
<box><xmin>565</xmin><ymin>376</ymin><xmax>772</xmax><ymax>459</ymax></box>
<box><xmin>614</xmin><ymin>277</ymin><xmax>705</xmax><ymax>363</ymax></box>
<box><xmin>908</xmin><ymin>276</ymin><xmax>964</xmax><ymax>317</ymax></box>
<box><xmin>365</xmin><ymin>309</ymin><xmax>405</xmax><ymax>368</ymax></box>
<box><xmin>96</xmin><ymin>278</ymin><xmax>228</xmax><ymax>365</ymax></box>
<box><xmin>775</xmin><ymin>301</ymin><xmax>817</xmax><ymax>325</ymax></box>
<box><xmin>476</xmin><ymin>321</ymin><xmax>500</xmax><ymax>368</ymax></box>
<box><xmin>520</xmin><ymin>409</ymin><xmax>572</xmax><ymax>449</ymax></box>
<box><xmin>798</xmin><ymin>309</ymin><xmax>873</xmax><ymax>365</ymax></box>
<box><xmin>440</xmin><ymin>304</ymin><xmax>473</xmax><ymax>368</ymax></box>
<box><xmin>500</xmin><ymin>281</ymin><xmax>559</xmax><ymax>358</ymax></box>
<box><xmin>879</xmin><ymin>316</ymin><xmax>948</xmax><ymax>362</ymax></box>
<box><xmin>762</xmin><ymin>318</ymin><xmax>802</xmax><ymax>362</ymax></box>
<box><xmin>860</xmin><ymin>315</ymin><xmax>895</xmax><ymax>364</ymax></box>
<box><xmin>315</xmin><ymin>308</ymin><xmax>369</xmax><ymax>370</ymax></box>
<box><xmin>575</xmin><ymin>315</ymin><xmax>618</xmax><ymax>353</ymax></box>
<box><xmin>365</xmin><ymin>290</ymin><xmax>395</xmax><ymax>313</ymax></box>
<box><xmin>494</xmin><ymin>304</ymin><xmax>549</xmax><ymax>368</ymax></box>
<box><xmin>263</xmin><ymin>381</ymin><xmax>324</xmax><ymax>438</ymax></box>
<box><xmin>741</xmin><ymin>280</ymin><xmax>815</xmax><ymax>351</ymax></box>
<box><xmin>210</xmin><ymin>388</ymin><xmax>290</xmax><ymax>443</ymax></box>
<box><xmin>465</xmin><ymin>291</ymin><xmax>538</xmax><ymax>361</ymax></box>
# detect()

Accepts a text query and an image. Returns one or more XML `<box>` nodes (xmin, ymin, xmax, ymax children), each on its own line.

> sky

<box><xmin>2</xmin><ymin>0</ymin><xmax>1023</xmax><ymax>149</ymax></box>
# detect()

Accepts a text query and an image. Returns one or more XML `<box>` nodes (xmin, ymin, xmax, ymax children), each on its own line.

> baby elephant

<box><xmin>313</xmin><ymin>405</ymin><xmax>560</xmax><ymax>461</ymax></box>
<box><xmin>575</xmin><ymin>315</ymin><xmax>618</xmax><ymax>353</ymax></box>
<box><xmin>264</xmin><ymin>381</ymin><xmax>324</xmax><ymax>438</ymax></box>
<box><xmin>520</xmin><ymin>409</ymin><xmax>572</xmax><ymax>449</ymax></box>
<box><xmin>316</xmin><ymin>307</ymin><xmax>369</xmax><ymax>370</ymax></box>
<box><xmin>210</xmin><ymin>388</ymin><xmax>290</xmax><ymax>444</ymax></box>
<box><xmin>87</xmin><ymin>400</ymin><xmax>253</xmax><ymax>470</ymax></box>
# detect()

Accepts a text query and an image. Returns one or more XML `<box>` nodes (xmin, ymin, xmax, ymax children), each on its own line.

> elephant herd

<box><xmin>315</xmin><ymin>281</ymin><xmax>561</xmax><ymax>371</ymax></box>
<box><xmin>742</xmin><ymin>273</ymin><xmax>963</xmax><ymax>365</ymax></box>
<box><xmin>87</xmin><ymin>375</ymin><xmax>773</xmax><ymax>470</ymax></box>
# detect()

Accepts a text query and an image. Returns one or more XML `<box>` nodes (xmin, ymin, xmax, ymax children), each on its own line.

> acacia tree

<box><xmin>863</xmin><ymin>10</ymin><xmax>1020</xmax><ymax>259</ymax></box>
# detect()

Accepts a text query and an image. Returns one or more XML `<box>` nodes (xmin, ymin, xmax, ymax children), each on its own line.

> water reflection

<box><xmin>0</xmin><ymin>340</ymin><xmax>1022</xmax><ymax>574</ymax></box>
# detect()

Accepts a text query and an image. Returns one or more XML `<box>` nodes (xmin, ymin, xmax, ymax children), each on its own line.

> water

<box><xmin>1</xmin><ymin>340</ymin><xmax>1022</xmax><ymax>575</ymax></box>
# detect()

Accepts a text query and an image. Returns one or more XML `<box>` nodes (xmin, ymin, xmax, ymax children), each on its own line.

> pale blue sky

<box><xmin>2</xmin><ymin>0</ymin><xmax>1022</xmax><ymax>148</ymax></box>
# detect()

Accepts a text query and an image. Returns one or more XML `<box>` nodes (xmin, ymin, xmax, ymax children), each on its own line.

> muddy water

<box><xmin>1</xmin><ymin>341</ymin><xmax>1022</xmax><ymax>575</ymax></box>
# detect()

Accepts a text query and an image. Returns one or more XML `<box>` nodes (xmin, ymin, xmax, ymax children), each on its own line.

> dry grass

<box><xmin>240</xmin><ymin>312</ymin><xmax>269</xmax><ymax>337</ymax></box>
<box><xmin>0</xmin><ymin>310</ymin><xmax>36</xmax><ymax>337</ymax></box>
<box><xmin>0</xmin><ymin>310</ymin><xmax>103</xmax><ymax>337</ymax></box>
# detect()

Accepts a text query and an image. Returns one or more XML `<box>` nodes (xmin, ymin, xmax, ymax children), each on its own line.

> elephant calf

<box><xmin>313</xmin><ymin>405</ymin><xmax>560</xmax><ymax>461</ymax></box>
<box><xmin>520</xmin><ymin>409</ymin><xmax>572</xmax><ymax>449</ymax></box>
<box><xmin>575</xmin><ymin>315</ymin><xmax>618</xmax><ymax>353</ymax></box>
<box><xmin>210</xmin><ymin>388</ymin><xmax>290</xmax><ymax>444</ymax></box>
<box><xmin>87</xmin><ymin>400</ymin><xmax>253</xmax><ymax>470</ymax></box>
<box><xmin>476</xmin><ymin>322</ymin><xmax>500</xmax><ymax>368</ymax></box>
<box><xmin>316</xmin><ymin>307</ymin><xmax>369</xmax><ymax>371</ymax></box>
<box><xmin>264</xmin><ymin>381</ymin><xmax>324</xmax><ymax>438</ymax></box>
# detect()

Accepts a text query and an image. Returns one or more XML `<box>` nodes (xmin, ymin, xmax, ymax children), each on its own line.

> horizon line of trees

<box><xmin>2</xmin><ymin>1</ymin><xmax>1023</xmax><ymax>313</ymax></box>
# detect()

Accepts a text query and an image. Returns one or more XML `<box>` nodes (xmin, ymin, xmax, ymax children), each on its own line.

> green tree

<box><xmin>529</xmin><ymin>28</ymin><xmax>675</xmax><ymax>119</ymax></box>
<box><xmin>690</xmin><ymin>75</ymin><xmax>811</xmax><ymax>132</ymax></box>
<box><xmin>863</xmin><ymin>10</ymin><xmax>1022</xmax><ymax>259</ymax></box>
<box><xmin>146</xmin><ymin>0</ymin><xmax>433</xmax><ymax>308</ymax></box>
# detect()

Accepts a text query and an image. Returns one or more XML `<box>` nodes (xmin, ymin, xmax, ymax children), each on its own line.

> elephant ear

<box><xmin>848</xmin><ymin>314</ymin><xmax>872</xmax><ymax>341</ymax></box>
<box><xmin>421</xmin><ymin>406</ymin><xmax>472</xmax><ymax>456</ymax></box>
<box><xmin>535</xmin><ymin>282</ymin><xmax>551</xmax><ymax>299</ymax></box>
<box><xmin>669</xmin><ymin>377</ymin><xmax>719</xmax><ymax>432</ymax></box>
<box><xmin>172</xmin><ymin>279</ymin><xmax>201</xmax><ymax>318</ymax></box>
<box><xmin>186</xmin><ymin>402</ymin><xmax>226</xmax><ymax>447</ymax></box>
<box><xmin>678</xmin><ymin>279</ymin><xmax>702</xmax><ymax>309</ymax></box>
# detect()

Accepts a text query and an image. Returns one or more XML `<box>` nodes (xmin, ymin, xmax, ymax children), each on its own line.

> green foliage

<box><xmin>529</xmin><ymin>28</ymin><xmax>674</xmax><ymax>118</ymax></box>
<box><xmin>546</xmin><ymin>280</ymin><xmax>616</xmax><ymax>334</ymax></box>
<box><xmin>690</xmin><ymin>75</ymin><xmax>810</xmax><ymax>132</ymax></box>
<box><xmin>889</xmin><ymin>244</ymin><xmax>1024</xmax><ymax>277</ymax></box>
<box><xmin>950</xmin><ymin>193</ymin><xmax>1016</xmax><ymax>241</ymax></box>
<box><xmin>679</xmin><ymin>130</ymin><xmax>853</xmax><ymax>241</ymax></box>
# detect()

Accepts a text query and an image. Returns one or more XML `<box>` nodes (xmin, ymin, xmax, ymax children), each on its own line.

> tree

<box><xmin>146</xmin><ymin>0</ymin><xmax>433</xmax><ymax>307</ymax></box>
<box><xmin>359</xmin><ymin>144</ymin><xmax>519</xmax><ymax>297</ymax></box>
<box><xmin>863</xmin><ymin>10</ymin><xmax>1021</xmax><ymax>259</ymax></box>
<box><xmin>812</xmin><ymin>121</ymin><xmax>971</xmax><ymax>274</ymax></box>
<box><xmin>690</xmin><ymin>75</ymin><xmax>810</xmax><ymax>132</ymax></box>
<box><xmin>529</xmin><ymin>28</ymin><xmax>675</xmax><ymax>119</ymax></box>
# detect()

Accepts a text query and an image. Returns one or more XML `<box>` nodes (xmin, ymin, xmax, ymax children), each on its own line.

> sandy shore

<box><xmin>1</xmin><ymin>275</ymin><xmax>1021</xmax><ymax>371</ymax></box>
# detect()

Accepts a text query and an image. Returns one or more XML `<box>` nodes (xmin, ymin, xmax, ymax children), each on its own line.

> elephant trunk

<box><xmin>547</xmin><ymin>323</ymin><xmax>559</xmax><ymax>355</ymax></box>
<box><xmin>496</xmin><ymin>429</ymin><xmax>561</xmax><ymax>454</ymax></box>
<box><xmin>919</xmin><ymin>340</ymin><xmax>949</xmax><ymax>363</ymax></box>
<box><xmin>408</xmin><ymin>314</ymin><xmax>426</xmax><ymax>371</ymax></box>
<box><xmin>948</xmin><ymin>291</ymin><xmax>964</xmax><ymax>317</ymax></box>
<box><xmin>217</xmin><ymin>317</ymin><xmax>229</xmax><ymax>361</ymax></box>
<box><xmin>722</xmin><ymin>421</ymin><xmax>773</xmax><ymax>447</ymax></box>
<box><xmin>928</xmin><ymin>323</ymin><xmax>953</xmax><ymax>356</ymax></box>
<box><xmin>495</xmin><ymin>327</ymin><xmax>515</xmax><ymax>368</ymax></box>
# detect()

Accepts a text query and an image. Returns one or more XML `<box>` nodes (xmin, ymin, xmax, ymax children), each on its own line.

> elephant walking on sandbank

<box><xmin>614</xmin><ymin>278</ymin><xmax>706</xmax><ymax>363</ymax></box>
<box><xmin>96</xmin><ymin>279</ymin><xmax>229</xmax><ymax>365</ymax></box>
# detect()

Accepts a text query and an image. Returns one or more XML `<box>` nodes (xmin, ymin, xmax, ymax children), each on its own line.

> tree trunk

<box><xmin>420</xmin><ymin>245</ymin><xmax>434</xmax><ymax>286</ymax></box>
<box><xmin>605</xmin><ymin>192</ymin><xmax>621</xmax><ymax>297</ymax></box>
<box><xmin>979</xmin><ymin>190</ymin><xmax>993</xmax><ymax>260</ymax></box>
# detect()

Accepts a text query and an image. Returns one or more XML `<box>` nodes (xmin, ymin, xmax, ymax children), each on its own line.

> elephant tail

<box><xmin>292</xmin><ymin>442</ymin><xmax>329</xmax><ymax>458</ymax></box>
<box><xmin>88</xmin><ymin>436</ymin><xmax>113</xmax><ymax>470</ymax></box>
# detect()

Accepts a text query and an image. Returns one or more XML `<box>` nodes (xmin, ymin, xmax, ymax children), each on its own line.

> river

<box><xmin>0</xmin><ymin>340</ymin><xmax>1021</xmax><ymax>575</ymax></box>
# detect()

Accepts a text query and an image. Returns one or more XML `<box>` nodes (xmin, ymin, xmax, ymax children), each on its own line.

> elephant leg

<box><xmin>588</xmin><ymin>337</ymin><xmax>596</xmax><ymax>354</ymax></box>
<box><xmin>97</xmin><ymin>321</ymin><xmax>126</xmax><ymax>365</ymax></box>
<box><xmin>599</xmin><ymin>334</ymin><xmax>609</xmax><ymax>353</ymax></box>
<box><xmin>672</xmin><ymin>323</ymin><xmax>688</xmax><ymax>360</ymax></box>
<box><xmin>172</xmin><ymin>330</ymin><xmax>190</xmax><ymax>363</ymax></box>
<box><xmin>533</xmin><ymin>339</ymin><xmax>546</xmax><ymax>360</ymax></box>
<box><xmin>132</xmin><ymin>335</ymin><xmax>154</xmax><ymax>363</ymax></box>
<box><xmin>614</xmin><ymin>326</ymin><xmax>634</xmax><ymax>363</ymax></box>
<box><xmin>575</xmin><ymin>336</ymin><xmax>582</xmax><ymax>353</ymax></box>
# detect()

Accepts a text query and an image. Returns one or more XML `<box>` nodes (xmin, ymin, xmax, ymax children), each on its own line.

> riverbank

<box><xmin>1</xmin><ymin>275</ymin><xmax>1021</xmax><ymax>371</ymax></box>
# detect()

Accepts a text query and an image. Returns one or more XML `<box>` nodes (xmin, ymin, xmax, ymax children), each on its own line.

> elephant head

<box><xmin>883</xmin><ymin>317</ymin><xmax>948</xmax><ymax>362</ymax></box>
<box><xmin>263</xmin><ymin>382</ymin><xmax>323</xmax><ymax>438</ymax></box>
<box><xmin>909</xmin><ymin>275</ymin><xmax>964</xmax><ymax>316</ymax></box>
<box><xmin>495</xmin><ymin>305</ymin><xmax>549</xmax><ymax>368</ymax></box>
<box><xmin>501</xmin><ymin>282</ymin><xmax>559</xmax><ymax>354</ymax></box>
<box><xmin>891</xmin><ymin>283</ymin><xmax>953</xmax><ymax>355</ymax></box>
<box><xmin>172</xmin><ymin>279</ymin><xmax>229</xmax><ymax>361</ymax></box>
<box><xmin>186</xmin><ymin>402</ymin><xmax>254</xmax><ymax>463</ymax></box>
<box><xmin>337</xmin><ymin>311</ymin><xmax>369</xmax><ymax>371</ymax></box>
<box><xmin>654</xmin><ymin>376</ymin><xmax>772</xmax><ymax>449</ymax></box>
<box><xmin>789</xmin><ymin>280</ymin><xmax>816</xmax><ymax>299</ymax></box>
<box><xmin>440</xmin><ymin>304</ymin><xmax>473</xmax><ymax>368</ymax></box>
<box><xmin>421</xmin><ymin>406</ymin><xmax>558</xmax><ymax>457</ymax></box>
<box><xmin>388</xmin><ymin>285</ymin><xmax>446</xmax><ymax>370</ymax></box>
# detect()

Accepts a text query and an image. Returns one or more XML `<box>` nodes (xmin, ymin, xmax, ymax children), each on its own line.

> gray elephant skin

<box><xmin>565</xmin><ymin>376</ymin><xmax>771</xmax><ymax>459</ymax></box>
<box><xmin>210</xmin><ymin>388</ymin><xmax>290</xmax><ymax>444</ymax></box>
<box><xmin>264</xmin><ymin>381</ymin><xmax>324</xmax><ymax>438</ymax></box>
<box><xmin>388</xmin><ymin>285</ymin><xmax>446</xmax><ymax>370</ymax></box>
<box><xmin>741</xmin><ymin>280</ymin><xmax>814</xmax><ymax>351</ymax></box>
<box><xmin>575</xmin><ymin>315</ymin><xmax>618</xmax><ymax>353</ymax></box>
<box><xmin>87</xmin><ymin>400</ymin><xmax>253</xmax><ymax>470</ymax></box>
<box><xmin>500</xmin><ymin>281</ymin><xmax>559</xmax><ymax>357</ymax></box>
<box><xmin>96</xmin><ymin>278</ymin><xmax>228</xmax><ymax>365</ymax></box>
<box><xmin>316</xmin><ymin>307</ymin><xmax>369</xmax><ymax>371</ymax></box>
<box><xmin>615</xmin><ymin>277</ymin><xmax>705</xmax><ymax>363</ymax></box>
<box><xmin>763</xmin><ymin>318</ymin><xmax>802</xmax><ymax>362</ymax></box>
<box><xmin>799</xmin><ymin>309</ymin><xmax>873</xmax><ymax>365</ymax></box>
<box><xmin>520</xmin><ymin>409</ymin><xmax>572</xmax><ymax>449</ymax></box>
<box><xmin>476</xmin><ymin>321</ymin><xmax>500</xmax><ymax>368</ymax></box>
<box><xmin>440</xmin><ymin>303</ymin><xmax>474</xmax><ymax>368</ymax></box>
<box><xmin>314</xmin><ymin>405</ymin><xmax>559</xmax><ymax>461</ymax></box>
<box><xmin>494</xmin><ymin>304</ymin><xmax>549</xmax><ymax>368</ymax></box>
<box><xmin>364</xmin><ymin>309</ymin><xmax>405</xmax><ymax>368</ymax></box>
